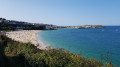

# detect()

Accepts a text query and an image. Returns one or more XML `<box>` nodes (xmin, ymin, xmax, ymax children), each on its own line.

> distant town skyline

<box><xmin>0</xmin><ymin>0</ymin><xmax>120</xmax><ymax>26</ymax></box>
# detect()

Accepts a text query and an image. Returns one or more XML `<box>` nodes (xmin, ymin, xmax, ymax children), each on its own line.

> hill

<box><xmin>0</xmin><ymin>33</ymin><xmax>113</xmax><ymax>67</ymax></box>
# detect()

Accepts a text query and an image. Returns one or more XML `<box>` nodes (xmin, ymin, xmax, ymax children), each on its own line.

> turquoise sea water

<box><xmin>38</xmin><ymin>26</ymin><xmax>120</xmax><ymax>66</ymax></box>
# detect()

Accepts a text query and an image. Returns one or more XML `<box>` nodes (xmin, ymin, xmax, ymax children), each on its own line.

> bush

<box><xmin>0</xmin><ymin>33</ymin><xmax>113</xmax><ymax>67</ymax></box>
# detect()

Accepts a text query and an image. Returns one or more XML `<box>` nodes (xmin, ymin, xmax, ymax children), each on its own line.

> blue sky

<box><xmin>0</xmin><ymin>0</ymin><xmax>120</xmax><ymax>26</ymax></box>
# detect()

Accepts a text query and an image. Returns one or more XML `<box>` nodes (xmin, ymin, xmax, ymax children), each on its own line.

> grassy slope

<box><xmin>0</xmin><ymin>33</ymin><xmax>113</xmax><ymax>67</ymax></box>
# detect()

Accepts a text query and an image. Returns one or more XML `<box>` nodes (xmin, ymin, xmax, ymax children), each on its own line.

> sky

<box><xmin>0</xmin><ymin>0</ymin><xmax>120</xmax><ymax>26</ymax></box>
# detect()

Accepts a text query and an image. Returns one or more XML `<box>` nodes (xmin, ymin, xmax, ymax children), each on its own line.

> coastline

<box><xmin>36</xmin><ymin>32</ymin><xmax>47</xmax><ymax>49</ymax></box>
<box><xmin>5</xmin><ymin>30</ymin><xmax>47</xmax><ymax>50</ymax></box>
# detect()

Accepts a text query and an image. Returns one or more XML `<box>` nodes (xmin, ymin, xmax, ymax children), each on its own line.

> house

<box><xmin>45</xmin><ymin>25</ymin><xmax>52</xmax><ymax>30</ymax></box>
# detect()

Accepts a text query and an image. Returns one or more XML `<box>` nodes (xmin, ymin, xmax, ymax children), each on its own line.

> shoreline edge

<box><xmin>5</xmin><ymin>30</ymin><xmax>47</xmax><ymax>50</ymax></box>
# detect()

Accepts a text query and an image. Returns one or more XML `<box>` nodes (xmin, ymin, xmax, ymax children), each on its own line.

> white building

<box><xmin>45</xmin><ymin>25</ymin><xmax>52</xmax><ymax>30</ymax></box>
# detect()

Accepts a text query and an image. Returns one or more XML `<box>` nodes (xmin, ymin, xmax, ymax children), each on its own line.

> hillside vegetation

<box><xmin>0</xmin><ymin>33</ymin><xmax>113</xmax><ymax>67</ymax></box>
<box><xmin>0</xmin><ymin>21</ymin><xmax>46</xmax><ymax>31</ymax></box>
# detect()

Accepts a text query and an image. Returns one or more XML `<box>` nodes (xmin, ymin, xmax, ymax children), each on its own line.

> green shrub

<box><xmin>0</xmin><ymin>33</ymin><xmax>113</xmax><ymax>67</ymax></box>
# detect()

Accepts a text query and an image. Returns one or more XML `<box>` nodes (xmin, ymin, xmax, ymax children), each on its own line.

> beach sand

<box><xmin>5</xmin><ymin>30</ymin><xmax>47</xmax><ymax>49</ymax></box>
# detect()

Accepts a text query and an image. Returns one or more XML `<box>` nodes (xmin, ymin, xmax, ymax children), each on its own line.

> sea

<box><xmin>38</xmin><ymin>26</ymin><xmax>120</xmax><ymax>66</ymax></box>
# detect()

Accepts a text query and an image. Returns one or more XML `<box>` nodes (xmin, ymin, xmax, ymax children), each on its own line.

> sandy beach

<box><xmin>5</xmin><ymin>30</ymin><xmax>47</xmax><ymax>49</ymax></box>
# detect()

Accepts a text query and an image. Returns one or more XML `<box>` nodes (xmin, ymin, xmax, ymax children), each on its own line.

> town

<box><xmin>0</xmin><ymin>18</ymin><xmax>104</xmax><ymax>31</ymax></box>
